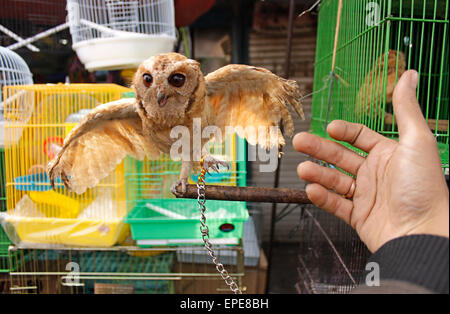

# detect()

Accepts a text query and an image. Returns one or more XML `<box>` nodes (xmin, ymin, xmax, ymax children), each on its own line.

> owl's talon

<box><xmin>48</xmin><ymin>167</ymin><xmax>58</xmax><ymax>190</ymax></box>
<box><xmin>171</xmin><ymin>178</ymin><xmax>188</xmax><ymax>197</ymax></box>
<box><xmin>61</xmin><ymin>171</ymin><xmax>70</xmax><ymax>189</ymax></box>
<box><xmin>48</xmin><ymin>162</ymin><xmax>71</xmax><ymax>191</ymax></box>
<box><xmin>202</xmin><ymin>156</ymin><xmax>229</xmax><ymax>174</ymax></box>
<box><xmin>50</xmin><ymin>176</ymin><xmax>55</xmax><ymax>190</ymax></box>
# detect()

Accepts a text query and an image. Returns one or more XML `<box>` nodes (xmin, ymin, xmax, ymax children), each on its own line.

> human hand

<box><xmin>293</xmin><ymin>70</ymin><xmax>449</xmax><ymax>252</ymax></box>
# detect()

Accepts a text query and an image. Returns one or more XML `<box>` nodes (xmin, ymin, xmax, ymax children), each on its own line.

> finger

<box><xmin>305</xmin><ymin>183</ymin><xmax>353</xmax><ymax>225</ymax></box>
<box><xmin>327</xmin><ymin>120</ymin><xmax>393</xmax><ymax>153</ymax></box>
<box><xmin>297</xmin><ymin>161</ymin><xmax>355</xmax><ymax>195</ymax></box>
<box><xmin>392</xmin><ymin>70</ymin><xmax>434</xmax><ymax>144</ymax></box>
<box><xmin>293</xmin><ymin>132</ymin><xmax>365</xmax><ymax>176</ymax></box>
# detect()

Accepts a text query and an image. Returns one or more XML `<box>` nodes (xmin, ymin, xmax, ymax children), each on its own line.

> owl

<box><xmin>47</xmin><ymin>52</ymin><xmax>304</xmax><ymax>195</ymax></box>
<box><xmin>356</xmin><ymin>49</ymin><xmax>406</xmax><ymax>122</ymax></box>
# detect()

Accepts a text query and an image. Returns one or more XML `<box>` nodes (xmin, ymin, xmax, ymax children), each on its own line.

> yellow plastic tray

<box><xmin>5</xmin><ymin>215</ymin><xmax>129</xmax><ymax>247</ymax></box>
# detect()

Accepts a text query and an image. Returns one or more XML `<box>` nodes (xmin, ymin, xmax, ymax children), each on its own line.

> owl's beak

<box><xmin>157</xmin><ymin>91</ymin><xmax>169</xmax><ymax>107</ymax></box>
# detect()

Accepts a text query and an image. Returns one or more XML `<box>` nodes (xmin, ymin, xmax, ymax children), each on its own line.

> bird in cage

<box><xmin>356</xmin><ymin>49</ymin><xmax>406</xmax><ymax>123</ymax></box>
<box><xmin>47</xmin><ymin>52</ymin><xmax>304</xmax><ymax>195</ymax></box>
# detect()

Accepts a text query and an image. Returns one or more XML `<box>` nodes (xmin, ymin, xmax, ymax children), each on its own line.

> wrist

<box><xmin>406</xmin><ymin>201</ymin><xmax>449</xmax><ymax>239</ymax></box>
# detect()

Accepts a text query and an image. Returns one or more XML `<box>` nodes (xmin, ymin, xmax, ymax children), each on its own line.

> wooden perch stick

<box><xmin>174</xmin><ymin>184</ymin><xmax>312</xmax><ymax>204</ymax></box>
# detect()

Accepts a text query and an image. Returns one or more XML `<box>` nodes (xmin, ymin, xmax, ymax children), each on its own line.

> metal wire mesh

<box><xmin>173</xmin><ymin>245</ymin><xmax>245</xmax><ymax>294</ymax></box>
<box><xmin>6</xmin><ymin>244</ymin><xmax>248</xmax><ymax>294</ymax></box>
<box><xmin>8</xmin><ymin>247</ymin><xmax>175</xmax><ymax>294</ymax></box>
<box><xmin>0</xmin><ymin>46</ymin><xmax>33</xmax><ymax>103</ymax></box>
<box><xmin>296</xmin><ymin>205</ymin><xmax>371</xmax><ymax>294</ymax></box>
<box><xmin>311</xmin><ymin>0</ymin><xmax>449</xmax><ymax>172</ymax></box>
<box><xmin>105</xmin><ymin>0</ymin><xmax>140</xmax><ymax>32</ymax></box>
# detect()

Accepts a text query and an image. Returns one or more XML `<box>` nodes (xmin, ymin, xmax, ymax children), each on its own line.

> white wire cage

<box><xmin>67</xmin><ymin>0</ymin><xmax>177</xmax><ymax>71</ymax></box>
<box><xmin>0</xmin><ymin>47</ymin><xmax>33</xmax><ymax>103</ymax></box>
<box><xmin>0</xmin><ymin>47</ymin><xmax>34</xmax><ymax>147</ymax></box>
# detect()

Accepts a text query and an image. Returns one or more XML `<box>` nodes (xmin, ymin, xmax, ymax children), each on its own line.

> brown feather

<box><xmin>205</xmin><ymin>64</ymin><xmax>304</xmax><ymax>149</ymax></box>
<box><xmin>47</xmin><ymin>98</ymin><xmax>158</xmax><ymax>194</ymax></box>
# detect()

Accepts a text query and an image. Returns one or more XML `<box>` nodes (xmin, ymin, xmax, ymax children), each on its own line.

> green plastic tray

<box><xmin>125</xmin><ymin>199</ymin><xmax>249</xmax><ymax>247</ymax></box>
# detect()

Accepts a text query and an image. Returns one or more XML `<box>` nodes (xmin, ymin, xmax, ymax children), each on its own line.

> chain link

<box><xmin>197</xmin><ymin>159</ymin><xmax>242</xmax><ymax>294</ymax></box>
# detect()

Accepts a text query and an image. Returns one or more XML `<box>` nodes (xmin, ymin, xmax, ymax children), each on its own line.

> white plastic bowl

<box><xmin>73</xmin><ymin>34</ymin><xmax>176</xmax><ymax>71</ymax></box>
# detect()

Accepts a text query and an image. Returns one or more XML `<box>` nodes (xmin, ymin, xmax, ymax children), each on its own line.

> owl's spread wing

<box><xmin>47</xmin><ymin>98</ymin><xmax>158</xmax><ymax>194</ymax></box>
<box><xmin>205</xmin><ymin>64</ymin><xmax>304</xmax><ymax>148</ymax></box>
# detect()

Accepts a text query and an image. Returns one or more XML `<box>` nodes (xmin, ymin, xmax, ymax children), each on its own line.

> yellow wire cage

<box><xmin>0</xmin><ymin>84</ymin><xmax>249</xmax><ymax>294</ymax></box>
<box><xmin>2</xmin><ymin>83</ymin><xmax>131</xmax><ymax>247</ymax></box>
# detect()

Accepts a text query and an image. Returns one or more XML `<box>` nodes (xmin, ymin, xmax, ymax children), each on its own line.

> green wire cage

<box><xmin>0</xmin><ymin>148</ymin><xmax>17</xmax><ymax>274</ymax></box>
<box><xmin>0</xmin><ymin>147</ymin><xmax>11</xmax><ymax>272</ymax></box>
<box><xmin>311</xmin><ymin>0</ymin><xmax>449</xmax><ymax>172</ymax></box>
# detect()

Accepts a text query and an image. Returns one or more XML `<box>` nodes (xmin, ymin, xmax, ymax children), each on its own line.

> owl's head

<box><xmin>132</xmin><ymin>52</ymin><xmax>205</xmax><ymax>126</ymax></box>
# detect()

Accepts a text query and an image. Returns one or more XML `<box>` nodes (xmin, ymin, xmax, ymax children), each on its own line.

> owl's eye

<box><xmin>142</xmin><ymin>73</ymin><xmax>153</xmax><ymax>87</ymax></box>
<box><xmin>168</xmin><ymin>73</ymin><xmax>186</xmax><ymax>87</ymax></box>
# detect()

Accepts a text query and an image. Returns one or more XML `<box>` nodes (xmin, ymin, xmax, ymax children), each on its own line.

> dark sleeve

<box><xmin>354</xmin><ymin>234</ymin><xmax>449</xmax><ymax>294</ymax></box>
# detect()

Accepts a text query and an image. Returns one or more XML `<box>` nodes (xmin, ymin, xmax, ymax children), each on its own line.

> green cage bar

<box><xmin>1</xmin><ymin>146</ymin><xmax>19</xmax><ymax>273</ymax></box>
<box><xmin>1</xmin><ymin>147</ymin><xmax>10</xmax><ymax>272</ymax></box>
<box><xmin>311</xmin><ymin>0</ymin><xmax>449</xmax><ymax>173</ymax></box>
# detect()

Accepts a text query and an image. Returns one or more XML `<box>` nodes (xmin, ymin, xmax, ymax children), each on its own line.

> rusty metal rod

<box><xmin>175</xmin><ymin>184</ymin><xmax>311</xmax><ymax>204</ymax></box>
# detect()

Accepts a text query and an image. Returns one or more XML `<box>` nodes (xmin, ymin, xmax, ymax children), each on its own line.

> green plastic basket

<box><xmin>125</xmin><ymin>199</ymin><xmax>249</xmax><ymax>247</ymax></box>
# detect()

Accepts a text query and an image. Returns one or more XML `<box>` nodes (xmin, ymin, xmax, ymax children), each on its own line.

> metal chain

<box><xmin>197</xmin><ymin>159</ymin><xmax>242</xmax><ymax>294</ymax></box>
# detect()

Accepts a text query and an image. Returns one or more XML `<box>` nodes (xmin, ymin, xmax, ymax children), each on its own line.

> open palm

<box><xmin>293</xmin><ymin>70</ymin><xmax>449</xmax><ymax>252</ymax></box>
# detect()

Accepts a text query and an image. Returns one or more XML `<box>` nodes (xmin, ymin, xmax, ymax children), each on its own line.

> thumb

<box><xmin>392</xmin><ymin>70</ymin><xmax>433</xmax><ymax>144</ymax></box>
